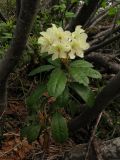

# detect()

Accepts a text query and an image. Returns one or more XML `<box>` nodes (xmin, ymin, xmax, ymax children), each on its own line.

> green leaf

<box><xmin>3</xmin><ymin>33</ymin><xmax>12</xmax><ymax>39</ymax></box>
<box><xmin>29</xmin><ymin>65</ymin><xmax>55</xmax><ymax>76</ymax></box>
<box><xmin>83</xmin><ymin>68</ymin><xmax>102</xmax><ymax>79</ymax></box>
<box><xmin>84</xmin><ymin>0</ymin><xmax>90</xmax><ymax>5</ymax></box>
<box><xmin>21</xmin><ymin>124</ymin><xmax>41</xmax><ymax>143</ymax></box>
<box><xmin>69</xmin><ymin>67</ymin><xmax>89</xmax><ymax>86</ymax></box>
<box><xmin>69</xmin><ymin>60</ymin><xmax>101</xmax><ymax>84</ymax></box>
<box><xmin>117</xmin><ymin>20</ymin><xmax>120</xmax><ymax>25</ymax></box>
<box><xmin>60</xmin><ymin>4</ymin><xmax>66</xmax><ymax>11</ymax></box>
<box><xmin>51</xmin><ymin>113</ymin><xmax>68</xmax><ymax>143</ymax></box>
<box><xmin>53</xmin><ymin>5</ymin><xmax>60</xmax><ymax>10</ymax></box>
<box><xmin>54</xmin><ymin>4</ymin><xmax>66</xmax><ymax>12</ymax></box>
<box><xmin>101</xmin><ymin>0</ymin><xmax>106</xmax><ymax>8</ymax></box>
<box><xmin>47</xmin><ymin>68</ymin><xmax>67</xmax><ymax>98</ymax></box>
<box><xmin>70</xmin><ymin>60</ymin><xmax>93</xmax><ymax>68</ymax></box>
<box><xmin>50</xmin><ymin>87</ymin><xmax>69</xmax><ymax>111</ymax></box>
<box><xmin>65</xmin><ymin>12</ymin><xmax>75</xmax><ymax>18</ymax></box>
<box><xmin>68</xmin><ymin>100</ymin><xmax>80</xmax><ymax>117</ymax></box>
<box><xmin>56</xmin><ymin>87</ymin><xmax>69</xmax><ymax>107</ymax></box>
<box><xmin>71</xmin><ymin>83</ymin><xmax>95</xmax><ymax>107</ymax></box>
<box><xmin>71</xmin><ymin>0</ymin><xmax>78</xmax><ymax>3</ymax></box>
<box><xmin>108</xmin><ymin>7</ymin><xmax>118</xmax><ymax>16</ymax></box>
<box><xmin>48</xmin><ymin>58</ymin><xmax>61</xmax><ymax>67</ymax></box>
<box><xmin>26</xmin><ymin>84</ymin><xmax>46</xmax><ymax>113</ymax></box>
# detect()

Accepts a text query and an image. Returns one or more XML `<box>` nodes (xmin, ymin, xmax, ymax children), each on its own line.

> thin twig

<box><xmin>0</xmin><ymin>107</ymin><xmax>6</xmax><ymax>120</ymax></box>
<box><xmin>89</xmin><ymin>2</ymin><xmax>120</xmax><ymax>28</ymax></box>
<box><xmin>85</xmin><ymin>112</ymin><xmax>103</xmax><ymax>160</ymax></box>
<box><xmin>3</xmin><ymin>132</ymin><xmax>20</xmax><ymax>137</ymax></box>
<box><xmin>86</xmin><ymin>33</ymin><xmax>120</xmax><ymax>54</ymax></box>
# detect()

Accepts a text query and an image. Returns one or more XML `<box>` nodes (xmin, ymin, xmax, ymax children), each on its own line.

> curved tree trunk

<box><xmin>16</xmin><ymin>0</ymin><xmax>21</xmax><ymax>18</ymax></box>
<box><xmin>0</xmin><ymin>0</ymin><xmax>39</xmax><ymax>117</ymax></box>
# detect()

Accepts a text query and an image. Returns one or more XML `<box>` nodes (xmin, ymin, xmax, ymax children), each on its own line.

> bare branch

<box><xmin>90</xmin><ymin>12</ymin><xmax>108</xmax><ymax>28</ymax></box>
<box><xmin>90</xmin><ymin>25</ymin><xmax>120</xmax><ymax>45</ymax></box>
<box><xmin>89</xmin><ymin>2</ymin><xmax>120</xmax><ymax>28</ymax></box>
<box><xmin>86</xmin><ymin>33</ymin><xmax>120</xmax><ymax>54</ymax></box>
<box><xmin>85</xmin><ymin>52</ymin><xmax>120</xmax><ymax>73</ymax></box>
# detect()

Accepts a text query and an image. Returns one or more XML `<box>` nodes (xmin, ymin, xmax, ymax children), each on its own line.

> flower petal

<box><xmin>52</xmin><ymin>53</ymin><xmax>59</xmax><ymax>60</ymax></box>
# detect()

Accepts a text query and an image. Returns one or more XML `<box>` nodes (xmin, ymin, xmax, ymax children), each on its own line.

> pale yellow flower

<box><xmin>69</xmin><ymin>39</ymin><xmax>84</xmax><ymax>58</ymax></box>
<box><xmin>38</xmin><ymin>24</ymin><xmax>90</xmax><ymax>60</ymax></box>
<box><xmin>51</xmin><ymin>24</ymin><xmax>71</xmax><ymax>42</ymax></box>
<box><xmin>49</xmin><ymin>42</ymin><xmax>70</xmax><ymax>60</ymax></box>
<box><xmin>79</xmin><ymin>38</ymin><xmax>90</xmax><ymax>50</ymax></box>
<box><xmin>70</xmin><ymin>25</ymin><xmax>90</xmax><ymax>56</ymax></box>
<box><xmin>72</xmin><ymin>25</ymin><xmax>85</xmax><ymax>39</ymax></box>
<box><xmin>38</xmin><ymin>37</ymin><xmax>49</xmax><ymax>53</ymax></box>
<box><xmin>38</xmin><ymin>31</ymin><xmax>53</xmax><ymax>53</ymax></box>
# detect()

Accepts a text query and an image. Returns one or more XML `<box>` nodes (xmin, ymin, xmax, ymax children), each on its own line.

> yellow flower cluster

<box><xmin>38</xmin><ymin>24</ymin><xmax>90</xmax><ymax>60</ymax></box>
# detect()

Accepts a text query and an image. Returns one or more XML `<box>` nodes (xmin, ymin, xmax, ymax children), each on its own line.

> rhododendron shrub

<box><xmin>22</xmin><ymin>24</ymin><xmax>101</xmax><ymax>144</ymax></box>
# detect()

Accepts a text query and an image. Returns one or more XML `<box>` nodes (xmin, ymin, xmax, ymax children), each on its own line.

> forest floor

<box><xmin>0</xmin><ymin>72</ymin><xmax>76</xmax><ymax>160</ymax></box>
<box><xmin>0</xmin><ymin>70</ymin><xmax>120</xmax><ymax>160</ymax></box>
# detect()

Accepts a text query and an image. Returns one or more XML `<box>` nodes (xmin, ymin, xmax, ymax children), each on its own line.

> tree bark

<box><xmin>0</xmin><ymin>0</ymin><xmax>39</xmax><ymax>116</ymax></box>
<box><xmin>16</xmin><ymin>0</ymin><xmax>21</xmax><ymax>18</ymax></box>
<box><xmin>67</xmin><ymin>0</ymin><xmax>102</xmax><ymax>32</ymax></box>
